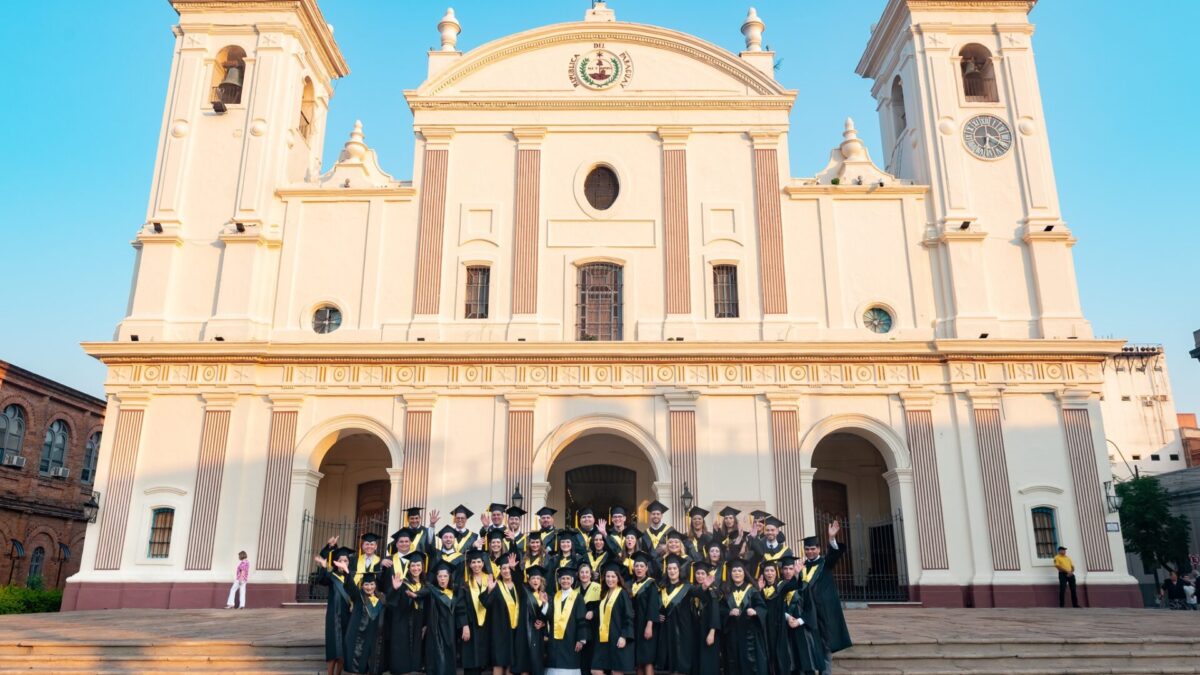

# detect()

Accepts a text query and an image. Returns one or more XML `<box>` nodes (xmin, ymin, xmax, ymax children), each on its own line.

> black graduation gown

<box><xmin>640</xmin><ymin>525</ymin><xmax>675</xmax><ymax>556</ymax></box>
<box><xmin>629</xmin><ymin>577</ymin><xmax>661</xmax><ymax>666</ymax></box>
<box><xmin>460</xmin><ymin>576</ymin><xmax>493</xmax><ymax>671</ymax></box>
<box><xmin>387</xmin><ymin>580</ymin><xmax>426</xmax><ymax>674</ymax></box>
<box><xmin>317</xmin><ymin>567</ymin><xmax>352</xmax><ymax>662</ymax></box>
<box><xmin>783</xmin><ymin>582</ymin><xmax>822</xmax><ymax>675</ymax></box>
<box><xmin>321</xmin><ymin>543</ymin><xmax>382</xmax><ymax>587</ymax></box>
<box><xmin>545</xmin><ymin>552</ymin><xmax>583</xmax><ymax>575</ymax></box>
<box><xmin>761</xmin><ymin>583</ymin><xmax>793</xmax><ymax>675</ymax></box>
<box><xmin>803</xmin><ymin>546</ymin><xmax>852</xmax><ymax>653</ymax></box>
<box><xmin>483</xmin><ymin>578</ymin><xmax>543</xmax><ymax>673</ymax></box>
<box><xmin>421</xmin><ymin>586</ymin><xmax>467</xmax><ymax>675</ymax></box>
<box><xmin>578</xmin><ymin>581</ymin><xmax>604</xmax><ymax>673</ymax></box>
<box><xmin>721</xmin><ymin>584</ymin><xmax>768</xmax><ymax>675</ymax></box>
<box><xmin>693</xmin><ymin>586</ymin><xmax>722</xmax><ymax>675</ymax></box>
<box><xmin>545</xmin><ymin>588</ymin><xmax>590</xmax><ymax>669</ymax></box>
<box><xmin>342</xmin><ymin>575</ymin><xmax>387</xmax><ymax>675</ymax></box>
<box><xmin>590</xmin><ymin>588</ymin><xmax>635</xmax><ymax>673</ymax></box>
<box><xmin>753</xmin><ymin>541</ymin><xmax>794</xmax><ymax>578</ymax></box>
<box><xmin>655</xmin><ymin>582</ymin><xmax>699</xmax><ymax>673</ymax></box>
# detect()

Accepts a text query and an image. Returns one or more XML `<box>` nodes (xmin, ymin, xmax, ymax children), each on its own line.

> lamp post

<box><xmin>82</xmin><ymin>492</ymin><xmax>100</xmax><ymax>524</ymax></box>
<box><xmin>1103</xmin><ymin>481</ymin><xmax>1124</xmax><ymax>513</ymax></box>
<box><xmin>680</xmin><ymin>482</ymin><xmax>694</xmax><ymax>513</ymax></box>
<box><xmin>510</xmin><ymin>484</ymin><xmax>524</xmax><ymax>512</ymax></box>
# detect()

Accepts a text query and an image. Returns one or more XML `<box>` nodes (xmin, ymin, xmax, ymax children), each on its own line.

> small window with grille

<box><xmin>313</xmin><ymin>305</ymin><xmax>342</xmax><ymax>334</ymax></box>
<box><xmin>713</xmin><ymin>265</ymin><xmax>739</xmax><ymax>318</ymax></box>
<box><xmin>1031</xmin><ymin>506</ymin><xmax>1058</xmax><ymax>559</ymax></box>
<box><xmin>577</xmin><ymin>263</ymin><xmax>623</xmax><ymax>341</ymax></box>
<box><xmin>583</xmin><ymin>166</ymin><xmax>619</xmax><ymax>211</ymax></box>
<box><xmin>465</xmin><ymin>266</ymin><xmax>491</xmax><ymax>319</ymax></box>
<box><xmin>148</xmin><ymin>508</ymin><xmax>175</xmax><ymax>559</ymax></box>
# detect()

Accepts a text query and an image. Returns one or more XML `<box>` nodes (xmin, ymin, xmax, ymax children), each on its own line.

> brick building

<box><xmin>0</xmin><ymin>361</ymin><xmax>104</xmax><ymax>589</ymax></box>
<box><xmin>1179</xmin><ymin>414</ymin><xmax>1200</xmax><ymax>467</ymax></box>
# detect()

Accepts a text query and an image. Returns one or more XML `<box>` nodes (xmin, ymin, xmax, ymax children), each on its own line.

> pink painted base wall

<box><xmin>915</xmin><ymin>583</ymin><xmax>1142</xmax><ymax>608</ymax></box>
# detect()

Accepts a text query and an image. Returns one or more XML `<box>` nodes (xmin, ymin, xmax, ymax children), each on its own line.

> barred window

<box><xmin>713</xmin><ymin>265</ymin><xmax>739</xmax><ymax>318</ymax></box>
<box><xmin>313</xmin><ymin>305</ymin><xmax>342</xmax><ymax>334</ymax></box>
<box><xmin>1031</xmin><ymin>507</ymin><xmax>1058</xmax><ymax>559</ymax></box>
<box><xmin>39</xmin><ymin>420</ymin><xmax>68</xmax><ymax>475</ymax></box>
<box><xmin>27</xmin><ymin>546</ymin><xmax>44</xmax><ymax>584</ymax></box>
<box><xmin>583</xmin><ymin>166</ymin><xmax>619</xmax><ymax>211</ymax></box>
<box><xmin>577</xmin><ymin>263</ymin><xmax>623</xmax><ymax>341</ymax></box>
<box><xmin>82</xmin><ymin>432</ymin><xmax>100</xmax><ymax>484</ymax></box>
<box><xmin>148</xmin><ymin>508</ymin><xmax>175</xmax><ymax>559</ymax></box>
<box><xmin>465</xmin><ymin>266</ymin><xmax>491</xmax><ymax>319</ymax></box>
<box><xmin>0</xmin><ymin>405</ymin><xmax>25</xmax><ymax>461</ymax></box>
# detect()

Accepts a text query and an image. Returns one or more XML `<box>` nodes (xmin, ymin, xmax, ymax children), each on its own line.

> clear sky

<box><xmin>1</xmin><ymin>1</ymin><xmax>1196</xmax><ymax>415</ymax></box>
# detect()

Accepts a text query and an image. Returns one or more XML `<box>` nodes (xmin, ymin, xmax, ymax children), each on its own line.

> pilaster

<box><xmin>659</xmin><ymin>127</ymin><xmax>695</xmax><ymax>338</ymax></box>
<box><xmin>510</xmin><ymin>127</ymin><xmax>546</xmax><ymax>337</ymax></box>
<box><xmin>749</xmin><ymin>131</ymin><xmax>788</xmax><ymax>320</ymax></box>
<box><xmin>411</xmin><ymin>127</ymin><xmax>455</xmax><ymax>338</ymax></box>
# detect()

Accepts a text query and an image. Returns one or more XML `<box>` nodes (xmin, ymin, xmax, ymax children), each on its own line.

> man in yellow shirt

<box><xmin>1054</xmin><ymin>545</ymin><xmax>1080</xmax><ymax>608</ymax></box>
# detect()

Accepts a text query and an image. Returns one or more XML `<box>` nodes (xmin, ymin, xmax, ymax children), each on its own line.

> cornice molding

<box><xmin>276</xmin><ymin>186</ymin><xmax>417</xmax><ymax>201</ymax></box>
<box><xmin>406</xmin><ymin>97</ymin><xmax>796</xmax><ymax>112</ymax></box>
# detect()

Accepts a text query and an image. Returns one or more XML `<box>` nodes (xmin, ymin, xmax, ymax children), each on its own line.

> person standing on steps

<box><xmin>1054</xmin><ymin>545</ymin><xmax>1081</xmax><ymax>608</ymax></box>
<box><xmin>802</xmin><ymin>521</ymin><xmax>851</xmax><ymax>675</ymax></box>
<box><xmin>225</xmin><ymin>550</ymin><xmax>249</xmax><ymax>609</ymax></box>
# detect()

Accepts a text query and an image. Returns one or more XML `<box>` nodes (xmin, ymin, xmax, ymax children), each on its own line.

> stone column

<box><xmin>505</xmin><ymin>394</ymin><xmax>538</xmax><ymax>530</ymax></box>
<box><xmin>386</xmin><ymin>467</ymin><xmax>404</xmax><ymax>537</ymax></box>
<box><xmin>659</xmin><ymin>127</ymin><xmax>694</xmax><ymax>338</ymax></box>
<box><xmin>184</xmin><ymin>393</ymin><xmax>236</xmax><ymax>571</ymax></box>
<box><xmin>766</xmin><ymin>393</ymin><xmax>803</xmax><ymax>532</ymax></box>
<box><xmin>399</xmin><ymin>394</ymin><xmax>437</xmax><ymax>507</ymax></box>
<box><xmin>93</xmin><ymin>393</ymin><xmax>150</xmax><ymax>571</ymax></box>
<box><xmin>968</xmin><ymin>392</ymin><xmax>1020</xmax><ymax>572</ymax></box>
<box><xmin>1057</xmin><ymin>390</ymin><xmax>1114</xmax><ymax>573</ymax></box>
<box><xmin>510</xmin><ymin>128</ymin><xmax>545</xmax><ymax>336</ymax></box>
<box><xmin>797</xmin><ymin>467</ymin><xmax>817</xmax><ymax>538</ymax></box>
<box><xmin>256</xmin><ymin>395</ymin><xmax>303</xmax><ymax>571</ymax></box>
<box><xmin>899</xmin><ymin>392</ymin><xmax>950</xmax><ymax>571</ymax></box>
<box><xmin>412</xmin><ymin>127</ymin><xmax>455</xmax><ymax>337</ymax></box>
<box><xmin>664</xmin><ymin>391</ymin><xmax>699</xmax><ymax>516</ymax></box>
<box><xmin>749</xmin><ymin>131</ymin><xmax>788</xmax><ymax>316</ymax></box>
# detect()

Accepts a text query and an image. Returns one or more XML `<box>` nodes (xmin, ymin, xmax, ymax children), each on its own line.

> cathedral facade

<box><xmin>67</xmin><ymin>0</ymin><xmax>1144</xmax><ymax>609</ymax></box>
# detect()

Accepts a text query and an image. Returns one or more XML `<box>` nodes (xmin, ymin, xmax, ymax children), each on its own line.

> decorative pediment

<box><xmin>318</xmin><ymin>121</ymin><xmax>398</xmax><ymax>189</ymax></box>
<box><xmin>812</xmin><ymin>118</ymin><xmax>902</xmax><ymax>187</ymax></box>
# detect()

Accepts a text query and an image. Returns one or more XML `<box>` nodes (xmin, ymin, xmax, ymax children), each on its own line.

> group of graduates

<box><xmin>313</xmin><ymin>499</ymin><xmax>852</xmax><ymax>675</ymax></box>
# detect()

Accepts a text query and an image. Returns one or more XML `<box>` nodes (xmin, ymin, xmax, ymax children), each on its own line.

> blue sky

<box><xmin>1</xmin><ymin>1</ymin><xmax>1196</xmax><ymax>415</ymax></box>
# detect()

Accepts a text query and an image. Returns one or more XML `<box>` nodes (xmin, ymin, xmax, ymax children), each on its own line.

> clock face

<box><xmin>863</xmin><ymin>307</ymin><xmax>894</xmax><ymax>334</ymax></box>
<box><xmin>963</xmin><ymin>115</ymin><xmax>1013</xmax><ymax>159</ymax></box>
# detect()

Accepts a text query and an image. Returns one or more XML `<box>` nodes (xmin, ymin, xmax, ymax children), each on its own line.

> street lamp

<box><xmin>1103</xmin><ymin>481</ymin><xmax>1123</xmax><ymax>513</ymax></box>
<box><xmin>510</xmin><ymin>484</ymin><xmax>524</xmax><ymax>512</ymax></box>
<box><xmin>82</xmin><ymin>491</ymin><xmax>100</xmax><ymax>523</ymax></box>
<box><xmin>680</xmin><ymin>482</ymin><xmax>694</xmax><ymax>513</ymax></box>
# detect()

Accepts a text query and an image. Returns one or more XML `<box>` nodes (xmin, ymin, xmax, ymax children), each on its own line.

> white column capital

<box><xmin>663</xmin><ymin>390</ymin><xmax>699</xmax><ymax>411</ymax></box>
<box><xmin>402</xmin><ymin>393</ymin><xmax>438</xmax><ymax>412</ymax></box>
<box><xmin>504</xmin><ymin>393</ymin><xmax>539</xmax><ymax>411</ymax></box>
<box><xmin>290</xmin><ymin>468</ymin><xmax>323</xmax><ymax>490</ymax></box>
<box><xmin>1056</xmin><ymin>388</ymin><xmax>1098</xmax><ymax>410</ymax></box>
<box><xmin>268</xmin><ymin>394</ymin><xmax>305</xmax><ymax>412</ymax></box>
<box><xmin>200</xmin><ymin>392</ymin><xmax>238</xmax><ymax>411</ymax></box>
<box><xmin>512</xmin><ymin>127</ymin><xmax>547</xmax><ymax>149</ymax></box>
<box><xmin>657</xmin><ymin>126</ymin><xmax>692</xmax><ymax>149</ymax></box>
<box><xmin>419</xmin><ymin>126</ymin><xmax>456</xmax><ymax>148</ymax></box>
<box><xmin>882</xmin><ymin>467</ymin><xmax>913</xmax><ymax>489</ymax></box>
<box><xmin>748</xmin><ymin>129</ymin><xmax>784</xmax><ymax>149</ymax></box>
<box><xmin>765</xmin><ymin>392</ymin><xmax>799</xmax><ymax>411</ymax></box>
<box><xmin>899</xmin><ymin>391</ymin><xmax>935</xmax><ymax>412</ymax></box>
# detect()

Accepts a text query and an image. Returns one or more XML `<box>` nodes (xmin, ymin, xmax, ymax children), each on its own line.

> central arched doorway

<box><xmin>811</xmin><ymin>432</ymin><xmax>908</xmax><ymax>601</ymax></box>
<box><xmin>548</xmin><ymin>433</ymin><xmax>656</xmax><ymax>526</ymax></box>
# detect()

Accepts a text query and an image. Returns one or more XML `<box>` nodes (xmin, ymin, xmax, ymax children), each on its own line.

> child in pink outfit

<box><xmin>225</xmin><ymin>551</ymin><xmax>249</xmax><ymax>609</ymax></box>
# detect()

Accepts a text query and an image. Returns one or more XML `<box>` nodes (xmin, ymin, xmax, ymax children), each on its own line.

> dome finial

<box><xmin>840</xmin><ymin>117</ymin><xmax>866</xmax><ymax>161</ymax></box>
<box><xmin>438</xmin><ymin>8</ymin><xmax>461</xmax><ymax>52</ymax></box>
<box><xmin>343</xmin><ymin>120</ymin><xmax>367</xmax><ymax>161</ymax></box>
<box><xmin>742</xmin><ymin>7</ymin><xmax>765</xmax><ymax>52</ymax></box>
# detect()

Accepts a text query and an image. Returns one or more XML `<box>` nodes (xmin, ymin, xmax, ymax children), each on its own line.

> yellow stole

<box><xmin>553</xmin><ymin>589</ymin><xmax>579</xmax><ymax>639</ymax></box>
<box><xmin>660</xmin><ymin>583</ymin><xmax>685</xmax><ymax>608</ymax></box>
<box><xmin>366</xmin><ymin>594</ymin><xmax>380</xmax><ymax>608</ymax></box>
<box><xmin>454</xmin><ymin>531</ymin><xmax>473</xmax><ymax>552</ymax></box>
<box><xmin>524</xmin><ymin>555</ymin><xmax>544</xmax><ymax>572</ymax></box>
<box><xmin>588</xmin><ymin>550</ymin><xmax>608</xmax><ymax>570</ymax></box>
<box><xmin>599</xmin><ymin>589</ymin><xmax>620</xmax><ymax>642</ymax></box>
<box><xmin>623</xmin><ymin>556</ymin><xmax>634</xmax><ymax>576</ymax></box>
<box><xmin>762</xmin><ymin>544</ymin><xmax>789</xmax><ymax>563</ymax></box>
<box><xmin>468</xmin><ymin>576</ymin><xmax>488</xmax><ymax>626</ymax></box>
<box><xmin>731</xmin><ymin>584</ymin><xmax>751</xmax><ymax>608</ymax></box>
<box><xmin>785</xmin><ymin>590</ymin><xmax>796</xmax><ymax>605</ymax></box>
<box><xmin>489</xmin><ymin>558</ymin><xmax>503</xmax><ymax>577</ymax></box>
<box><xmin>582</xmin><ymin>581</ymin><xmax>603</xmax><ymax>603</ymax></box>
<box><xmin>631</xmin><ymin>578</ymin><xmax>652</xmax><ymax>597</ymax></box>
<box><xmin>647</xmin><ymin>526</ymin><xmax>670</xmax><ymax>549</ymax></box>
<box><xmin>354</xmin><ymin>554</ymin><xmax>379</xmax><ymax>586</ymax></box>
<box><xmin>498</xmin><ymin>582</ymin><xmax>520</xmax><ymax>629</ymax></box>
<box><xmin>801</xmin><ymin>562</ymin><xmax>819</xmax><ymax>585</ymax></box>
<box><xmin>411</xmin><ymin>529</ymin><xmax>425</xmax><ymax>551</ymax></box>
<box><xmin>762</xmin><ymin>584</ymin><xmax>776</xmax><ymax>600</ymax></box>
<box><xmin>390</xmin><ymin>551</ymin><xmax>411</xmax><ymax>578</ymax></box>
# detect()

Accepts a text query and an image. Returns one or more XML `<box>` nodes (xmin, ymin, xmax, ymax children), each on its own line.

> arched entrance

<box><xmin>811</xmin><ymin>431</ymin><xmax>908</xmax><ymax>602</ymax></box>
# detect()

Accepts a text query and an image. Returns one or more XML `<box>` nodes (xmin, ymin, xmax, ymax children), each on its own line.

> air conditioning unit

<box><xmin>50</xmin><ymin>466</ymin><xmax>70</xmax><ymax>479</ymax></box>
<box><xmin>2</xmin><ymin>454</ymin><xmax>26</xmax><ymax>469</ymax></box>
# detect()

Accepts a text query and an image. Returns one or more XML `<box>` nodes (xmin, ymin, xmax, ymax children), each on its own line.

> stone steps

<box><xmin>834</xmin><ymin>637</ymin><xmax>1200</xmax><ymax>674</ymax></box>
<box><xmin>0</xmin><ymin>641</ymin><xmax>325</xmax><ymax>673</ymax></box>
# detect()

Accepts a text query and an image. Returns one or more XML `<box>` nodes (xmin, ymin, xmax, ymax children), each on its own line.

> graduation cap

<box><xmin>622</xmin><ymin>528</ymin><xmax>643</xmax><ymax>540</ymax></box>
<box><xmin>486</xmin><ymin>529</ymin><xmax>507</xmax><ymax>543</ymax></box>
<box><xmin>631</xmin><ymin>550</ymin><xmax>655</xmax><ymax>566</ymax></box>
<box><xmin>663</xmin><ymin>553</ymin><xmax>686</xmax><ymax>568</ymax></box>
<box><xmin>764</xmin><ymin>516</ymin><xmax>786</xmax><ymax>529</ymax></box>
<box><xmin>610</xmin><ymin>505</ymin><xmax>627</xmax><ymax>517</ymax></box>
<box><xmin>536</xmin><ymin>506</ymin><xmax>557</xmax><ymax>517</ymax></box>
<box><xmin>557</xmin><ymin>527</ymin><xmax>579</xmax><ymax>538</ymax></box>
<box><xmin>779</xmin><ymin>554</ymin><xmax>798</xmax><ymax>567</ymax></box>
<box><xmin>360</xmin><ymin>532</ymin><xmax>382</xmax><ymax>544</ymax></box>
<box><xmin>557</xmin><ymin>565</ymin><xmax>578</xmax><ymax>579</ymax></box>
<box><xmin>577</xmin><ymin>507</ymin><xmax>595</xmax><ymax>517</ymax></box>
<box><xmin>688</xmin><ymin>506</ymin><xmax>710</xmax><ymax>519</ymax></box>
<box><xmin>718</xmin><ymin>506</ymin><xmax>741</xmax><ymax>518</ymax></box>
<box><xmin>391</xmin><ymin>528</ymin><xmax>415</xmax><ymax>541</ymax></box>
<box><xmin>465</xmin><ymin>548</ymin><xmax>488</xmax><ymax>562</ymax></box>
<box><xmin>727</xmin><ymin>557</ymin><xmax>750</xmax><ymax>571</ymax></box>
<box><xmin>525</xmin><ymin>564</ymin><xmax>547</xmax><ymax>579</ymax></box>
<box><xmin>802</xmin><ymin>535</ymin><xmax>820</xmax><ymax>548</ymax></box>
<box><xmin>332</xmin><ymin>546</ymin><xmax>355</xmax><ymax>561</ymax></box>
<box><xmin>693</xmin><ymin>561</ymin><xmax>714</xmax><ymax>574</ymax></box>
<box><xmin>750</xmin><ymin>509</ymin><xmax>770</xmax><ymax>520</ymax></box>
<box><xmin>432</xmin><ymin>560</ymin><xmax>458</xmax><ymax>575</ymax></box>
<box><xmin>487</xmin><ymin>502</ymin><xmax>507</xmax><ymax>513</ymax></box>
<box><xmin>451</xmin><ymin>505</ymin><xmax>475</xmax><ymax>518</ymax></box>
<box><xmin>404</xmin><ymin>507</ymin><xmax>424</xmax><ymax>518</ymax></box>
<box><xmin>646</xmin><ymin>500</ymin><xmax>669</xmax><ymax>514</ymax></box>
<box><xmin>406</xmin><ymin>551</ymin><xmax>428</xmax><ymax>566</ymax></box>
<box><xmin>436</xmin><ymin>525</ymin><xmax>458</xmax><ymax>539</ymax></box>
<box><xmin>506</xmin><ymin>506</ymin><xmax>527</xmax><ymax>518</ymax></box>
<box><xmin>601</xmin><ymin>561</ymin><xmax>625</xmax><ymax>576</ymax></box>
<box><xmin>361</xmin><ymin>572</ymin><xmax>379</xmax><ymax>584</ymax></box>
<box><xmin>666</xmin><ymin>530</ymin><xmax>686</xmax><ymax>542</ymax></box>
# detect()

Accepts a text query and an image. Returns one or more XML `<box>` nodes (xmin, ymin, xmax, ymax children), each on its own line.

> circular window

<box><xmin>313</xmin><ymin>305</ymin><xmax>342</xmax><ymax>334</ymax></box>
<box><xmin>583</xmin><ymin>165</ymin><xmax>619</xmax><ymax>211</ymax></box>
<box><xmin>863</xmin><ymin>307</ymin><xmax>894</xmax><ymax>334</ymax></box>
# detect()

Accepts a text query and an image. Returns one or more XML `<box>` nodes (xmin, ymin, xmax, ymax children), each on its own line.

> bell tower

<box><xmin>858</xmin><ymin>0</ymin><xmax>1091</xmax><ymax>340</ymax></box>
<box><xmin>121</xmin><ymin>0</ymin><xmax>348</xmax><ymax>342</ymax></box>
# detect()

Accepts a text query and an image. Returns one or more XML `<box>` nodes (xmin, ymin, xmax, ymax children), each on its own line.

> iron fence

<box><xmin>814</xmin><ymin>510</ymin><xmax>909</xmax><ymax>602</ymax></box>
<box><xmin>294</xmin><ymin>510</ymin><xmax>390</xmax><ymax>602</ymax></box>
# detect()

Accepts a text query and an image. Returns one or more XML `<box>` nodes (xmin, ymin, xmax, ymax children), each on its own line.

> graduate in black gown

<box><xmin>758</xmin><ymin>560</ymin><xmax>794</xmax><ymax>675</ymax></box>
<box><xmin>717</xmin><ymin>507</ymin><xmax>752</xmax><ymax>564</ymax></box>
<box><xmin>576</xmin><ymin>561</ymin><xmax>603</xmax><ymax>674</ymax></box>
<box><xmin>800</xmin><ymin>523</ymin><xmax>852</xmax><ymax>673</ymax></box>
<box><xmin>314</xmin><ymin>547</ymin><xmax>354</xmax><ymax>675</ymax></box>
<box><xmin>628</xmin><ymin>550</ymin><xmax>661</xmax><ymax>675</ymax></box>
<box><xmin>639</xmin><ymin>500</ymin><xmax>676</xmax><ymax>559</ymax></box>
<box><xmin>460</xmin><ymin>549</ymin><xmax>492</xmax><ymax>675</ymax></box>
<box><xmin>617</xmin><ymin>529</ymin><xmax>642</xmax><ymax>581</ymax></box>
<box><xmin>484</xmin><ymin>554</ymin><xmax>541</xmax><ymax>675</ymax></box>
<box><xmin>420</xmin><ymin>561</ymin><xmax>467</xmax><ymax>675</ymax></box>
<box><xmin>521</xmin><ymin>531</ymin><xmax>547</xmax><ymax>574</ymax></box>
<box><xmin>386</xmin><ymin>552</ymin><xmax>427</xmax><ymax>675</ymax></box>
<box><xmin>783</xmin><ymin>570</ymin><xmax>822</xmax><ymax>675</ymax></box>
<box><xmin>546</xmin><ymin>528</ymin><xmax>583</xmax><ymax>574</ymax></box>
<box><xmin>703</xmin><ymin>541</ymin><xmax>730</xmax><ymax>590</ymax></box>
<box><xmin>691</xmin><ymin>562</ymin><xmax>723</xmax><ymax>675</ymax></box>
<box><xmin>752</xmin><ymin>517</ymin><xmax>794</xmax><ymax>578</ymax></box>
<box><xmin>335</xmin><ymin>562</ymin><xmax>386</xmax><ymax>675</ymax></box>
<box><xmin>602</xmin><ymin>505</ymin><xmax>633</xmax><ymax>553</ymax></box>
<box><xmin>655</xmin><ymin>554</ymin><xmax>700</xmax><ymax>675</ymax></box>
<box><xmin>585</xmin><ymin>529</ymin><xmax>614</xmax><ymax>573</ymax></box>
<box><xmin>545</xmin><ymin>565</ymin><xmax>590</xmax><ymax>675</ymax></box>
<box><xmin>684</xmin><ymin>507</ymin><xmax>713</xmax><ymax>563</ymax></box>
<box><xmin>590</xmin><ymin>563</ymin><xmax>635</xmax><ymax>675</ymax></box>
<box><xmin>523</xmin><ymin>565</ymin><xmax>550</xmax><ymax>675</ymax></box>
<box><xmin>722</xmin><ymin>558</ymin><xmax>768</xmax><ymax>675</ymax></box>
<box><xmin>662</xmin><ymin>532</ymin><xmax>694</xmax><ymax>580</ymax></box>
<box><xmin>321</xmin><ymin>532</ymin><xmax>383</xmax><ymax>588</ymax></box>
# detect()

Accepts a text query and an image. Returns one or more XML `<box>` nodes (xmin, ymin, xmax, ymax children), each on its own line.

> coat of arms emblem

<box><xmin>569</xmin><ymin>47</ymin><xmax>634</xmax><ymax>90</ymax></box>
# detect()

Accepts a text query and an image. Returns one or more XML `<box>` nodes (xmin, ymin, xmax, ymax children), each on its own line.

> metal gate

<box><xmin>294</xmin><ymin>510</ymin><xmax>390</xmax><ymax>602</ymax></box>
<box><xmin>814</xmin><ymin>510</ymin><xmax>909</xmax><ymax>602</ymax></box>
